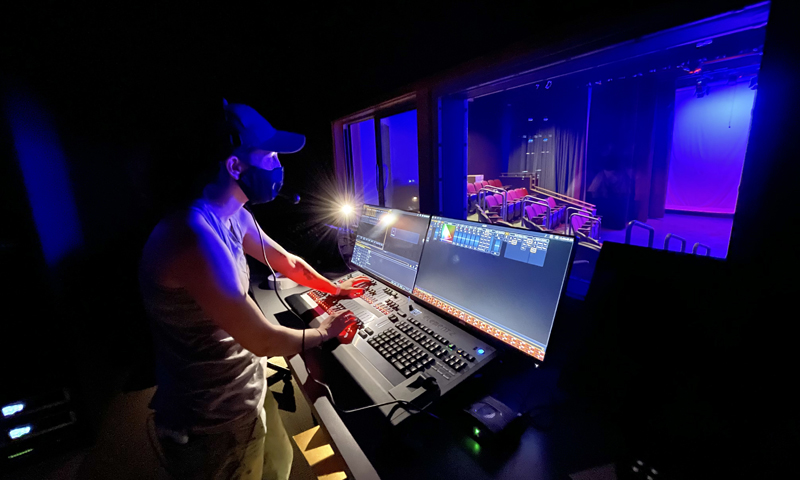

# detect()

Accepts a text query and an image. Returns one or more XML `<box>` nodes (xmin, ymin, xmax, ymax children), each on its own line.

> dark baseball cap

<box><xmin>223</xmin><ymin>99</ymin><xmax>306</xmax><ymax>154</ymax></box>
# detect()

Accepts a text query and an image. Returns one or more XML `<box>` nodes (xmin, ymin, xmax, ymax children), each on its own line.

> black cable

<box><xmin>246</xmin><ymin>206</ymin><xmax>440</xmax><ymax>421</ymax></box>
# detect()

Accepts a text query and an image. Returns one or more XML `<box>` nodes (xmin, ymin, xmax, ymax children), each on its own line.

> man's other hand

<box><xmin>318</xmin><ymin>311</ymin><xmax>357</xmax><ymax>341</ymax></box>
<box><xmin>337</xmin><ymin>276</ymin><xmax>371</xmax><ymax>298</ymax></box>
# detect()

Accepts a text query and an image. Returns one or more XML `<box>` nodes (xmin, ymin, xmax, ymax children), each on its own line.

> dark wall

<box><xmin>467</xmin><ymin>97</ymin><xmax>505</xmax><ymax>181</ymax></box>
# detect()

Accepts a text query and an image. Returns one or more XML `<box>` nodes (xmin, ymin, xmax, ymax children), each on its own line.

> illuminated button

<box><xmin>476</xmin><ymin>348</ymin><xmax>485</xmax><ymax>355</ymax></box>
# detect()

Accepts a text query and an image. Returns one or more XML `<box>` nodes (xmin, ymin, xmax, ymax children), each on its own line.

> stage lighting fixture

<box><xmin>695</xmin><ymin>79</ymin><xmax>710</xmax><ymax>98</ymax></box>
<box><xmin>749</xmin><ymin>75</ymin><xmax>758</xmax><ymax>90</ymax></box>
<box><xmin>341</xmin><ymin>204</ymin><xmax>353</xmax><ymax>215</ymax></box>
<box><xmin>545</xmin><ymin>80</ymin><xmax>552</xmax><ymax>89</ymax></box>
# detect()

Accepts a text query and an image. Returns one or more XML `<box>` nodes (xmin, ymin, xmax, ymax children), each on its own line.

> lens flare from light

<box><xmin>379</xmin><ymin>212</ymin><xmax>398</xmax><ymax>226</ymax></box>
<box><xmin>341</xmin><ymin>204</ymin><xmax>353</xmax><ymax>215</ymax></box>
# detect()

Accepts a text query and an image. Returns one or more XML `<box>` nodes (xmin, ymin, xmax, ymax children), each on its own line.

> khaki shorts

<box><xmin>154</xmin><ymin>391</ymin><xmax>293</xmax><ymax>480</ymax></box>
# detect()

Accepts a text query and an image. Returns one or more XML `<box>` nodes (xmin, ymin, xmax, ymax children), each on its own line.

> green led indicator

<box><xmin>465</xmin><ymin>437</ymin><xmax>481</xmax><ymax>454</ymax></box>
<box><xmin>473</xmin><ymin>427</ymin><xmax>481</xmax><ymax>437</ymax></box>
<box><xmin>8</xmin><ymin>448</ymin><xmax>33</xmax><ymax>459</ymax></box>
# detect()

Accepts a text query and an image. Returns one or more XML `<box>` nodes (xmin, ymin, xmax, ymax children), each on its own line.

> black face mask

<box><xmin>236</xmin><ymin>165</ymin><xmax>284</xmax><ymax>205</ymax></box>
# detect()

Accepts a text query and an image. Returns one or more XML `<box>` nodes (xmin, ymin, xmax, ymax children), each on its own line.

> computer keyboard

<box><xmin>287</xmin><ymin>272</ymin><xmax>496</xmax><ymax>424</ymax></box>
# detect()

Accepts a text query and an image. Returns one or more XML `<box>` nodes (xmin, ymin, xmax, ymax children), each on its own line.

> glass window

<box><xmin>348</xmin><ymin>119</ymin><xmax>379</xmax><ymax>207</ymax></box>
<box><xmin>379</xmin><ymin>110</ymin><xmax>419</xmax><ymax>211</ymax></box>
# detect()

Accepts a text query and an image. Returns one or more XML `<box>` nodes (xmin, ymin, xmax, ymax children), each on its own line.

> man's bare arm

<box><xmin>176</xmin><ymin>212</ymin><xmax>349</xmax><ymax>356</ymax></box>
<box><xmin>238</xmin><ymin>209</ymin><xmax>349</xmax><ymax>294</ymax></box>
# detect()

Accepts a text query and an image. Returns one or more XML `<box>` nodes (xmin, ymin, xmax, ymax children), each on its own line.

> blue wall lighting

<box><xmin>2</xmin><ymin>403</ymin><xmax>25</xmax><ymax>418</ymax></box>
<box><xmin>9</xmin><ymin>425</ymin><xmax>32</xmax><ymax>440</ymax></box>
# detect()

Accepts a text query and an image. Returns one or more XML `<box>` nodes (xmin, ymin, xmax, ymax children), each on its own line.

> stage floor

<box><xmin>466</xmin><ymin>211</ymin><xmax>732</xmax><ymax>258</ymax></box>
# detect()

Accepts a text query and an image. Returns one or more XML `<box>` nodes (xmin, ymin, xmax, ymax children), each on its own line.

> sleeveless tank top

<box><xmin>140</xmin><ymin>199</ymin><xmax>266</xmax><ymax>434</ymax></box>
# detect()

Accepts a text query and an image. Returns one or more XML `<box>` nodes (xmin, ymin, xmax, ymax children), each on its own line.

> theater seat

<box><xmin>484</xmin><ymin>194</ymin><xmax>503</xmax><ymax>217</ymax></box>
<box><xmin>523</xmin><ymin>200</ymin><xmax>559</xmax><ymax>229</ymax></box>
<box><xmin>477</xmin><ymin>206</ymin><xmax>502</xmax><ymax>224</ymax></box>
<box><xmin>466</xmin><ymin>183</ymin><xmax>478</xmax><ymax>213</ymax></box>
<box><xmin>523</xmin><ymin>204</ymin><xmax>547</xmax><ymax>228</ymax></box>
<box><xmin>569</xmin><ymin>211</ymin><xmax>601</xmax><ymax>240</ymax></box>
<box><xmin>522</xmin><ymin>214</ymin><xmax>547</xmax><ymax>232</ymax></box>
<box><xmin>506</xmin><ymin>189</ymin><xmax>524</xmax><ymax>221</ymax></box>
<box><xmin>545</xmin><ymin>197</ymin><xmax>567</xmax><ymax>225</ymax></box>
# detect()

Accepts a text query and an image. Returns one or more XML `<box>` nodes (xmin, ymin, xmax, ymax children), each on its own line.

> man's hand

<box><xmin>336</xmin><ymin>275</ymin><xmax>371</xmax><ymax>298</ymax></box>
<box><xmin>317</xmin><ymin>311</ymin><xmax>357</xmax><ymax>342</ymax></box>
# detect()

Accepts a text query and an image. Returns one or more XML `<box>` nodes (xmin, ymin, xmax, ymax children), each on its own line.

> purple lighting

<box><xmin>666</xmin><ymin>79</ymin><xmax>757</xmax><ymax>214</ymax></box>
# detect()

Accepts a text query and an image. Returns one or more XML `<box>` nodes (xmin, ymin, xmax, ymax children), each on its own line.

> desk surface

<box><xmin>251</xmin><ymin>275</ymin><xmax>624</xmax><ymax>480</ymax></box>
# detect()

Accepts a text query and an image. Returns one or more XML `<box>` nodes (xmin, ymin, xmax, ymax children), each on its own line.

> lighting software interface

<box><xmin>350</xmin><ymin>206</ymin><xmax>575</xmax><ymax>361</ymax></box>
<box><xmin>350</xmin><ymin>205</ymin><xmax>431</xmax><ymax>293</ymax></box>
<box><xmin>412</xmin><ymin>218</ymin><xmax>575</xmax><ymax>360</ymax></box>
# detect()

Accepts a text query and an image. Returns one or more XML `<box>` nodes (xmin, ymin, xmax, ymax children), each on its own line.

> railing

<box><xmin>625</xmin><ymin>220</ymin><xmax>655</xmax><ymax>248</ymax></box>
<box><xmin>565</xmin><ymin>207</ymin><xmax>594</xmax><ymax>231</ymax></box>
<box><xmin>521</xmin><ymin>196</ymin><xmax>552</xmax><ymax>229</ymax></box>
<box><xmin>521</xmin><ymin>217</ymin><xmax>547</xmax><ymax>232</ymax></box>
<box><xmin>478</xmin><ymin>186</ymin><xmax>508</xmax><ymax>220</ymax></box>
<box><xmin>568</xmin><ymin>212</ymin><xmax>601</xmax><ymax>239</ymax></box>
<box><xmin>528</xmin><ymin>185</ymin><xmax>595</xmax><ymax>213</ymax></box>
<box><xmin>692</xmin><ymin>243</ymin><xmax>711</xmax><ymax>256</ymax></box>
<box><xmin>576</xmin><ymin>238</ymin><xmax>602</xmax><ymax>251</ymax></box>
<box><xmin>664</xmin><ymin>233</ymin><xmax>687</xmax><ymax>253</ymax></box>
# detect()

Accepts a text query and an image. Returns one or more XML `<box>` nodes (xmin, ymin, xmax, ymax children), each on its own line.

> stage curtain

<box><xmin>507</xmin><ymin>88</ymin><xmax>588</xmax><ymax>198</ymax></box>
<box><xmin>665</xmin><ymin>80</ymin><xmax>756</xmax><ymax>214</ymax></box>
<box><xmin>586</xmin><ymin>76</ymin><xmax>674</xmax><ymax>228</ymax></box>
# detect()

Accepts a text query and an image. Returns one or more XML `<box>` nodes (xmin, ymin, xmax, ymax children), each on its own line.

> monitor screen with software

<box><xmin>350</xmin><ymin>205</ymin><xmax>431</xmax><ymax>293</ymax></box>
<box><xmin>412</xmin><ymin>217</ymin><xmax>575</xmax><ymax>360</ymax></box>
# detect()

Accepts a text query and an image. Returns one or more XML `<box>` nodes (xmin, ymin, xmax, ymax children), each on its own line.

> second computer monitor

<box><xmin>412</xmin><ymin>217</ymin><xmax>575</xmax><ymax>361</ymax></box>
<box><xmin>350</xmin><ymin>205</ymin><xmax>431</xmax><ymax>293</ymax></box>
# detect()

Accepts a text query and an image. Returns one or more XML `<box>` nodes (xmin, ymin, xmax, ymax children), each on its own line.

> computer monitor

<box><xmin>412</xmin><ymin>217</ymin><xmax>575</xmax><ymax>361</ymax></box>
<box><xmin>350</xmin><ymin>205</ymin><xmax>431</xmax><ymax>293</ymax></box>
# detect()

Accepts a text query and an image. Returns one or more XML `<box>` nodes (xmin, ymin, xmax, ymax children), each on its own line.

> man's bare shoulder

<box><xmin>234</xmin><ymin>206</ymin><xmax>257</xmax><ymax>231</ymax></box>
<box><xmin>140</xmin><ymin>209</ymin><xmax>211</xmax><ymax>286</ymax></box>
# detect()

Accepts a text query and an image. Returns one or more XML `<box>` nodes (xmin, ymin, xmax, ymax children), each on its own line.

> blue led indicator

<box><xmin>9</xmin><ymin>426</ymin><xmax>31</xmax><ymax>440</ymax></box>
<box><xmin>2</xmin><ymin>403</ymin><xmax>25</xmax><ymax>417</ymax></box>
<box><xmin>477</xmin><ymin>348</ymin><xmax>485</xmax><ymax>355</ymax></box>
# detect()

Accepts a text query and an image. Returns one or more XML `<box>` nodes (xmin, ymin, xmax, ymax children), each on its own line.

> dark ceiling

<box><xmin>1</xmin><ymin>1</ymin><xmax>753</xmax><ymax>141</ymax></box>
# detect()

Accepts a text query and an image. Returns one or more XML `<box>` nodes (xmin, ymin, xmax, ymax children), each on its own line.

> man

<box><xmin>139</xmin><ymin>101</ymin><xmax>366</xmax><ymax>479</ymax></box>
